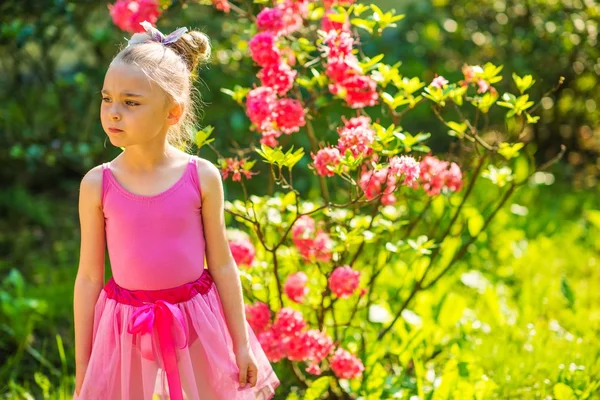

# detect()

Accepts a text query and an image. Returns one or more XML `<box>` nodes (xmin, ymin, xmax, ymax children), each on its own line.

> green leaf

<box><xmin>350</xmin><ymin>18</ymin><xmax>375</xmax><ymax>33</ymax></box>
<box><xmin>447</xmin><ymin>121</ymin><xmax>467</xmax><ymax>138</ymax></box>
<box><xmin>553</xmin><ymin>383</ymin><xmax>577</xmax><ymax>400</ymax></box>
<box><xmin>561</xmin><ymin>277</ymin><xmax>575</xmax><ymax>309</ymax></box>
<box><xmin>360</xmin><ymin>54</ymin><xmax>385</xmax><ymax>71</ymax></box>
<box><xmin>467</xmin><ymin>213</ymin><xmax>484</xmax><ymax>236</ymax></box>
<box><xmin>512</xmin><ymin>73</ymin><xmax>536</xmax><ymax>94</ymax></box>
<box><xmin>304</xmin><ymin>376</ymin><xmax>331</xmax><ymax>400</ymax></box>
<box><xmin>498</xmin><ymin>142</ymin><xmax>524</xmax><ymax>160</ymax></box>
<box><xmin>526</xmin><ymin>112</ymin><xmax>540</xmax><ymax>124</ymax></box>
<box><xmin>195</xmin><ymin>126</ymin><xmax>215</xmax><ymax>149</ymax></box>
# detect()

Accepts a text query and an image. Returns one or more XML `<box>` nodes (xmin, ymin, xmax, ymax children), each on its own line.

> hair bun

<box><xmin>168</xmin><ymin>30</ymin><xmax>211</xmax><ymax>72</ymax></box>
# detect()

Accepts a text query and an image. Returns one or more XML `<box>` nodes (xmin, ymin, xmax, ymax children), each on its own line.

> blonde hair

<box><xmin>113</xmin><ymin>29</ymin><xmax>211</xmax><ymax>150</ymax></box>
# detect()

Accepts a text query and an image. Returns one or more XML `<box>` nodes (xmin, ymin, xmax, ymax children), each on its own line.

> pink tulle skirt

<box><xmin>75</xmin><ymin>269</ymin><xmax>280</xmax><ymax>400</ymax></box>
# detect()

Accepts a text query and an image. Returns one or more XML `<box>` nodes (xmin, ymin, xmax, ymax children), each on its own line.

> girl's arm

<box><xmin>74</xmin><ymin>166</ymin><xmax>106</xmax><ymax>394</ymax></box>
<box><xmin>197</xmin><ymin>160</ymin><xmax>250</xmax><ymax>352</ymax></box>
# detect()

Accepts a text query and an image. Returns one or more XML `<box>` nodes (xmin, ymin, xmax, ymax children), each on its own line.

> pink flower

<box><xmin>260</xmin><ymin>129</ymin><xmax>282</xmax><ymax>147</ymax></box>
<box><xmin>360</xmin><ymin>166</ymin><xmax>397</xmax><ymax>204</ymax></box>
<box><xmin>279</xmin><ymin>10</ymin><xmax>305</xmax><ymax>36</ymax></box>
<box><xmin>388</xmin><ymin>155</ymin><xmax>420</xmax><ymax>186</ymax></box>
<box><xmin>445</xmin><ymin>162</ymin><xmax>463</xmax><ymax>192</ymax></box>
<box><xmin>312</xmin><ymin>231</ymin><xmax>334</xmax><ymax>262</ymax></box>
<box><xmin>257</xmin><ymin>7</ymin><xmax>286</xmax><ymax>34</ymax></box>
<box><xmin>249</xmin><ymin>32</ymin><xmax>281</xmax><ymax>67</ymax></box>
<box><xmin>337</xmin><ymin>124</ymin><xmax>375</xmax><ymax>158</ymax></box>
<box><xmin>325</xmin><ymin>56</ymin><xmax>360</xmax><ymax>83</ymax></box>
<box><xmin>330</xmin><ymin>348</ymin><xmax>364</xmax><ymax>379</ymax></box>
<box><xmin>212</xmin><ymin>0</ymin><xmax>230</xmax><ymax>13</ymax></box>
<box><xmin>245</xmin><ymin>86</ymin><xmax>278</xmax><ymax>131</ymax></box>
<box><xmin>229</xmin><ymin>236</ymin><xmax>256</xmax><ymax>266</ymax></box>
<box><xmin>303</xmin><ymin>329</ymin><xmax>335</xmax><ymax>362</ymax></box>
<box><xmin>431</xmin><ymin>74</ymin><xmax>448</xmax><ymax>89</ymax></box>
<box><xmin>274</xmin><ymin>99</ymin><xmax>306</xmax><ymax>134</ymax></box>
<box><xmin>292</xmin><ymin>216</ymin><xmax>334</xmax><ymax>262</ymax></box>
<box><xmin>337</xmin><ymin>74</ymin><xmax>379</xmax><ymax>109</ymax></box>
<box><xmin>286</xmin><ymin>329</ymin><xmax>334</xmax><ymax>362</ymax></box>
<box><xmin>312</xmin><ymin>147</ymin><xmax>342</xmax><ymax>177</ymax></box>
<box><xmin>108</xmin><ymin>0</ymin><xmax>161</xmax><ymax>33</ymax></box>
<box><xmin>342</xmin><ymin>115</ymin><xmax>371</xmax><ymax>130</ymax></box>
<box><xmin>462</xmin><ymin>64</ymin><xmax>482</xmax><ymax>83</ymax></box>
<box><xmin>295</xmin><ymin>231</ymin><xmax>333</xmax><ymax>263</ymax></box>
<box><xmin>284</xmin><ymin>272</ymin><xmax>309</xmax><ymax>303</ymax></box>
<box><xmin>257</xmin><ymin>62</ymin><xmax>297</xmax><ymax>95</ymax></box>
<box><xmin>245</xmin><ymin>302</ymin><xmax>271</xmax><ymax>333</ymax></box>
<box><xmin>292</xmin><ymin>215</ymin><xmax>316</xmax><ymax>241</ymax></box>
<box><xmin>476</xmin><ymin>78</ymin><xmax>490</xmax><ymax>93</ymax></box>
<box><xmin>220</xmin><ymin>157</ymin><xmax>256</xmax><ymax>182</ymax></box>
<box><xmin>258</xmin><ymin>328</ymin><xmax>287</xmax><ymax>362</ymax></box>
<box><xmin>306</xmin><ymin>363</ymin><xmax>322</xmax><ymax>375</ymax></box>
<box><xmin>322</xmin><ymin>30</ymin><xmax>355</xmax><ymax>59</ymax></box>
<box><xmin>285</xmin><ymin>332</ymin><xmax>311</xmax><ymax>361</ymax></box>
<box><xmin>328</xmin><ymin>265</ymin><xmax>360</xmax><ymax>298</ymax></box>
<box><xmin>272</xmin><ymin>307</ymin><xmax>306</xmax><ymax>338</ymax></box>
<box><xmin>417</xmin><ymin>155</ymin><xmax>464</xmax><ymax>196</ymax></box>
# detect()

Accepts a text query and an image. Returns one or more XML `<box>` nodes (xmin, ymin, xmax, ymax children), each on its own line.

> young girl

<box><xmin>73</xmin><ymin>21</ymin><xmax>280</xmax><ymax>399</ymax></box>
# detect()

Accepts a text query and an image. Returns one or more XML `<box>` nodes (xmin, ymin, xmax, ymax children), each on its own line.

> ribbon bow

<box><xmin>127</xmin><ymin>300</ymin><xmax>188</xmax><ymax>400</ymax></box>
<box><xmin>127</xmin><ymin>21</ymin><xmax>188</xmax><ymax>47</ymax></box>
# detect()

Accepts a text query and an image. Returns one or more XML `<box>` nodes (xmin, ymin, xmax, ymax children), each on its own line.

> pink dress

<box><xmin>75</xmin><ymin>155</ymin><xmax>280</xmax><ymax>400</ymax></box>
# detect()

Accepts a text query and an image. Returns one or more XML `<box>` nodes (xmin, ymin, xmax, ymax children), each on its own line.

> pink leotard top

<box><xmin>101</xmin><ymin>155</ymin><xmax>206</xmax><ymax>290</ymax></box>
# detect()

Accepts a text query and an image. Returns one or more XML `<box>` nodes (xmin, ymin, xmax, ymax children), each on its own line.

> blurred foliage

<box><xmin>374</xmin><ymin>0</ymin><xmax>600</xmax><ymax>188</ymax></box>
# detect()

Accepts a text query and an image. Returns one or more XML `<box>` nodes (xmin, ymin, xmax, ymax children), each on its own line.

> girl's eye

<box><xmin>101</xmin><ymin>97</ymin><xmax>111</xmax><ymax>102</ymax></box>
<box><xmin>125</xmin><ymin>100</ymin><xmax>139</xmax><ymax>106</ymax></box>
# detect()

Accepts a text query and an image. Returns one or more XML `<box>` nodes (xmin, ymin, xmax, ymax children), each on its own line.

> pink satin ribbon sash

<box><xmin>103</xmin><ymin>269</ymin><xmax>214</xmax><ymax>400</ymax></box>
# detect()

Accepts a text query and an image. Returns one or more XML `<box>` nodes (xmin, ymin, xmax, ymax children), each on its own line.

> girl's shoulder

<box><xmin>79</xmin><ymin>163</ymin><xmax>106</xmax><ymax>208</ymax></box>
<box><xmin>191</xmin><ymin>156</ymin><xmax>222</xmax><ymax>199</ymax></box>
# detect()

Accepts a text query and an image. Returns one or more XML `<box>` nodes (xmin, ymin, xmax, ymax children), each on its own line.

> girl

<box><xmin>73</xmin><ymin>21</ymin><xmax>280</xmax><ymax>399</ymax></box>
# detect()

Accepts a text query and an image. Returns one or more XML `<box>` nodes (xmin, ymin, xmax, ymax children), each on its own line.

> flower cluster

<box><xmin>108</xmin><ymin>0</ymin><xmax>161</xmax><ymax>33</ymax></box>
<box><xmin>285</xmin><ymin>271</ymin><xmax>309</xmax><ymax>303</ymax></box>
<box><xmin>328</xmin><ymin>265</ymin><xmax>361</xmax><ymax>298</ymax></box>
<box><xmin>291</xmin><ymin>215</ymin><xmax>334</xmax><ymax>262</ymax></box>
<box><xmin>219</xmin><ymin>157</ymin><xmax>256</xmax><ymax>182</ymax></box>
<box><xmin>311</xmin><ymin>116</ymin><xmax>375</xmax><ymax>176</ymax></box>
<box><xmin>247</xmin><ymin>305</ymin><xmax>363</xmax><ymax>379</ymax></box>
<box><xmin>461</xmin><ymin>65</ymin><xmax>497</xmax><ymax>95</ymax></box>
<box><xmin>416</xmin><ymin>155</ymin><xmax>463</xmax><ymax>196</ymax></box>
<box><xmin>244</xmin><ymin>1</ymin><xmax>313</xmax><ymax>146</ymax></box>
<box><xmin>228</xmin><ymin>231</ymin><xmax>256</xmax><ymax>267</ymax></box>
<box><xmin>320</xmin><ymin>26</ymin><xmax>378</xmax><ymax>109</ymax></box>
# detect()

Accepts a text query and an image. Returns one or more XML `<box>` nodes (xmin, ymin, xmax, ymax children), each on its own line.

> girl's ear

<box><xmin>167</xmin><ymin>102</ymin><xmax>184</xmax><ymax>125</ymax></box>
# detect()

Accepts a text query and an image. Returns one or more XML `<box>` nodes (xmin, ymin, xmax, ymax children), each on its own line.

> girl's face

<box><xmin>100</xmin><ymin>62</ymin><xmax>178</xmax><ymax>148</ymax></box>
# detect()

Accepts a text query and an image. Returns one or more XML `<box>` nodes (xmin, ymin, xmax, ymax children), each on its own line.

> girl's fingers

<box><xmin>239</xmin><ymin>363</ymin><xmax>248</xmax><ymax>387</ymax></box>
<box><xmin>248</xmin><ymin>363</ymin><xmax>258</xmax><ymax>386</ymax></box>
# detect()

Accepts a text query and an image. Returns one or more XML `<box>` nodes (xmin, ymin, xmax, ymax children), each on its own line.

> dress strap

<box><xmin>188</xmin><ymin>156</ymin><xmax>203</xmax><ymax>199</ymax></box>
<box><xmin>101</xmin><ymin>162</ymin><xmax>111</xmax><ymax>209</ymax></box>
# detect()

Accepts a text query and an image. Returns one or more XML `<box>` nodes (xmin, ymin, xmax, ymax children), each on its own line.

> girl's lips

<box><xmin>108</xmin><ymin>128</ymin><xmax>123</xmax><ymax>133</ymax></box>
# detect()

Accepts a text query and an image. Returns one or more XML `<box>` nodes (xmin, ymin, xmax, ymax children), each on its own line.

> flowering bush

<box><xmin>107</xmin><ymin>0</ymin><xmax>566</xmax><ymax>397</ymax></box>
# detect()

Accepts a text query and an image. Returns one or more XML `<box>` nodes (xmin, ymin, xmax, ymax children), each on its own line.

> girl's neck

<box><xmin>119</xmin><ymin>143</ymin><xmax>181</xmax><ymax>171</ymax></box>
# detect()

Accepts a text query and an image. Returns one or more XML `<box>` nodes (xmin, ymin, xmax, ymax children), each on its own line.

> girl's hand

<box><xmin>235</xmin><ymin>346</ymin><xmax>258</xmax><ymax>388</ymax></box>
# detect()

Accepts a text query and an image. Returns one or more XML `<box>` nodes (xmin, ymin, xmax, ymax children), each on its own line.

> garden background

<box><xmin>1</xmin><ymin>0</ymin><xmax>599</xmax><ymax>399</ymax></box>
